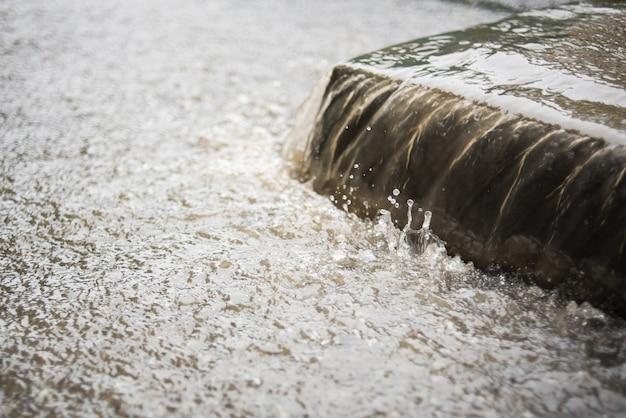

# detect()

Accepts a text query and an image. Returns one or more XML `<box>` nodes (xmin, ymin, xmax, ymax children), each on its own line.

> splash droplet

<box><xmin>422</xmin><ymin>210</ymin><xmax>432</xmax><ymax>230</ymax></box>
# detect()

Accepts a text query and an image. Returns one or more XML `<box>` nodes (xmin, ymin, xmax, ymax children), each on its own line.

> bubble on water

<box><xmin>394</xmin><ymin>203</ymin><xmax>399</xmax><ymax>208</ymax></box>
<box><xmin>392</xmin><ymin>188</ymin><xmax>400</xmax><ymax>196</ymax></box>
<box><xmin>366</xmin><ymin>126</ymin><xmax>372</xmax><ymax>131</ymax></box>
<box><xmin>329</xmin><ymin>195</ymin><xmax>335</xmax><ymax>202</ymax></box>
<box><xmin>353</xmin><ymin>163</ymin><xmax>360</xmax><ymax>169</ymax></box>
<box><xmin>349</xmin><ymin>174</ymin><xmax>354</xmax><ymax>179</ymax></box>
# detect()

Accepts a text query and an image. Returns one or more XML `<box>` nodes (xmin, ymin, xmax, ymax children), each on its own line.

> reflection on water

<box><xmin>1</xmin><ymin>0</ymin><xmax>625</xmax><ymax>416</ymax></box>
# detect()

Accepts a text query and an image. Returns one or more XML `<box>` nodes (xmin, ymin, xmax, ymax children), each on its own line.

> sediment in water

<box><xmin>284</xmin><ymin>3</ymin><xmax>626</xmax><ymax>314</ymax></box>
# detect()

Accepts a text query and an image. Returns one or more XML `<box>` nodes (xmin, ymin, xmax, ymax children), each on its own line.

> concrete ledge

<box><xmin>286</xmin><ymin>3</ymin><xmax>626</xmax><ymax>314</ymax></box>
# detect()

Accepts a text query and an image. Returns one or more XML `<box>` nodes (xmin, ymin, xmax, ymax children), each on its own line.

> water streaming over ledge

<box><xmin>2</xmin><ymin>0</ymin><xmax>626</xmax><ymax>416</ymax></box>
<box><xmin>286</xmin><ymin>65</ymin><xmax>626</xmax><ymax>311</ymax></box>
<box><xmin>285</xmin><ymin>3</ymin><xmax>626</xmax><ymax>314</ymax></box>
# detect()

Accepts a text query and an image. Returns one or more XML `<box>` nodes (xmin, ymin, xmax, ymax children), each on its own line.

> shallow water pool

<box><xmin>1</xmin><ymin>0</ymin><xmax>625</xmax><ymax>416</ymax></box>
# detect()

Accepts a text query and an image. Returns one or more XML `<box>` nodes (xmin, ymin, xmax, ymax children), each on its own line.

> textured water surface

<box><xmin>1</xmin><ymin>0</ymin><xmax>625</xmax><ymax>417</ymax></box>
<box><xmin>351</xmin><ymin>2</ymin><xmax>626</xmax><ymax>143</ymax></box>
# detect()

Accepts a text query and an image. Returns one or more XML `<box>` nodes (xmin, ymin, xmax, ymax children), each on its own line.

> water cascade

<box><xmin>285</xmin><ymin>3</ymin><xmax>626</xmax><ymax>314</ymax></box>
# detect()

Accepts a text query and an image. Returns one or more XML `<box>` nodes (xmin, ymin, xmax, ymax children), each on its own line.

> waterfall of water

<box><xmin>284</xmin><ymin>3</ymin><xmax>626</xmax><ymax>314</ymax></box>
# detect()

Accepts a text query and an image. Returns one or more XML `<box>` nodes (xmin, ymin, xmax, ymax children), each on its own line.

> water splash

<box><xmin>375</xmin><ymin>209</ymin><xmax>398</xmax><ymax>252</ymax></box>
<box><xmin>378</xmin><ymin>199</ymin><xmax>445</xmax><ymax>257</ymax></box>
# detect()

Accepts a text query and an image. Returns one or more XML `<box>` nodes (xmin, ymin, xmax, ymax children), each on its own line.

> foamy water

<box><xmin>1</xmin><ymin>0</ymin><xmax>625</xmax><ymax>416</ymax></box>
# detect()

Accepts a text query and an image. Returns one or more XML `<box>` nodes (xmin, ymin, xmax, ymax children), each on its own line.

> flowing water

<box><xmin>1</xmin><ymin>0</ymin><xmax>626</xmax><ymax>416</ymax></box>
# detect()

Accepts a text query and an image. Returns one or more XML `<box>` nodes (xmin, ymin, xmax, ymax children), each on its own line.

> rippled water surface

<box><xmin>1</xmin><ymin>0</ymin><xmax>625</xmax><ymax>416</ymax></box>
<box><xmin>351</xmin><ymin>2</ymin><xmax>626</xmax><ymax>144</ymax></box>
